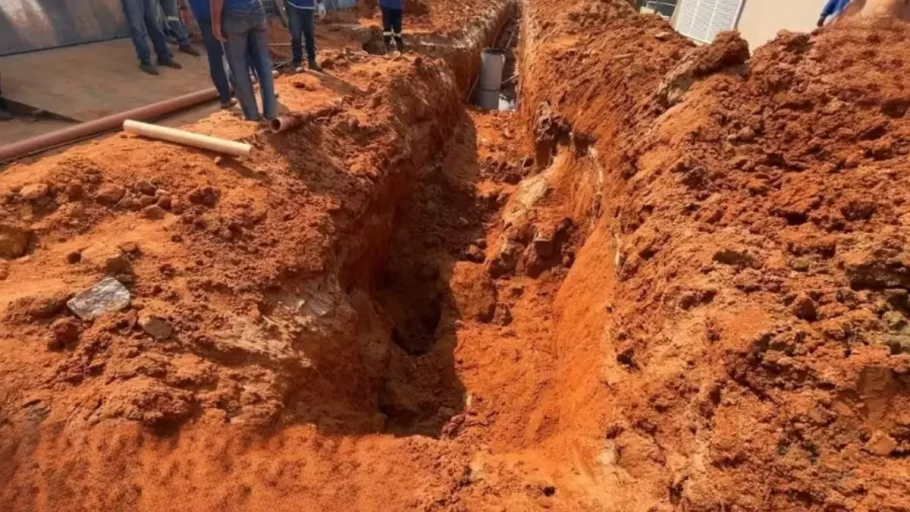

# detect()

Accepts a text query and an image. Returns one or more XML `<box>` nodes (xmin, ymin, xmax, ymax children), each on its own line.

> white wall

<box><xmin>735</xmin><ymin>0</ymin><xmax>828</xmax><ymax>51</ymax></box>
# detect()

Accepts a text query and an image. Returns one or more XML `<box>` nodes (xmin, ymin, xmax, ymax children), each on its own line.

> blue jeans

<box><xmin>286</xmin><ymin>5</ymin><xmax>316</xmax><ymax>65</ymax></box>
<box><xmin>222</xmin><ymin>12</ymin><xmax>276</xmax><ymax>120</ymax></box>
<box><xmin>121</xmin><ymin>0</ymin><xmax>170</xmax><ymax>62</ymax></box>
<box><xmin>197</xmin><ymin>21</ymin><xmax>232</xmax><ymax>104</ymax></box>
<box><xmin>158</xmin><ymin>0</ymin><xmax>191</xmax><ymax>47</ymax></box>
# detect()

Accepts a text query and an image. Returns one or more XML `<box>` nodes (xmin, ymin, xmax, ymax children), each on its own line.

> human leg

<box><xmin>286</xmin><ymin>3</ymin><xmax>304</xmax><ymax>67</ymax></box>
<box><xmin>120</xmin><ymin>0</ymin><xmax>153</xmax><ymax>63</ymax></box>
<box><xmin>249</xmin><ymin>17</ymin><xmax>277</xmax><ymax>119</ymax></box>
<box><xmin>159</xmin><ymin>0</ymin><xmax>200</xmax><ymax>55</ymax></box>
<box><xmin>198</xmin><ymin>22</ymin><xmax>233</xmax><ymax>105</ymax></box>
<box><xmin>301</xmin><ymin>8</ymin><xmax>319</xmax><ymax>69</ymax></box>
<box><xmin>141</xmin><ymin>0</ymin><xmax>176</xmax><ymax>64</ymax></box>
<box><xmin>224</xmin><ymin>15</ymin><xmax>260</xmax><ymax>120</ymax></box>
<box><xmin>392</xmin><ymin>8</ymin><xmax>403</xmax><ymax>51</ymax></box>
<box><xmin>381</xmin><ymin>6</ymin><xmax>392</xmax><ymax>51</ymax></box>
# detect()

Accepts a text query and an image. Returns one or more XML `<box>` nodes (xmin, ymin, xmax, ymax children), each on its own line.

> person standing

<box><xmin>121</xmin><ymin>0</ymin><xmax>184</xmax><ymax>74</ymax></box>
<box><xmin>187</xmin><ymin>0</ymin><xmax>235</xmax><ymax>107</ymax></box>
<box><xmin>159</xmin><ymin>0</ymin><xmax>202</xmax><ymax>56</ymax></box>
<box><xmin>817</xmin><ymin>0</ymin><xmax>851</xmax><ymax>26</ymax></box>
<box><xmin>379</xmin><ymin>0</ymin><xmax>404</xmax><ymax>54</ymax></box>
<box><xmin>212</xmin><ymin>0</ymin><xmax>277</xmax><ymax>122</ymax></box>
<box><xmin>285</xmin><ymin>0</ymin><xmax>326</xmax><ymax>72</ymax></box>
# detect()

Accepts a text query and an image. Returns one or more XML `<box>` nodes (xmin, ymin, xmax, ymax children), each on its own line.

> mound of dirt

<box><xmin>519</xmin><ymin>0</ymin><xmax>910</xmax><ymax>509</ymax></box>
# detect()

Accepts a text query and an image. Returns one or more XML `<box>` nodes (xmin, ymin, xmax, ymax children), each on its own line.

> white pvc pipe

<box><xmin>122</xmin><ymin>120</ymin><xmax>253</xmax><ymax>157</ymax></box>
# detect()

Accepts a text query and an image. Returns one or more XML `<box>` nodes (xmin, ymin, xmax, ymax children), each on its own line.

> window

<box><xmin>673</xmin><ymin>0</ymin><xmax>744</xmax><ymax>43</ymax></box>
<box><xmin>639</xmin><ymin>0</ymin><xmax>679</xmax><ymax>19</ymax></box>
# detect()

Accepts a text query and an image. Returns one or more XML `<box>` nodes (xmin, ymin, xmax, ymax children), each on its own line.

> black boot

<box><xmin>140</xmin><ymin>60</ymin><xmax>160</xmax><ymax>75</ymax></box>
<box><xmin>383</xmin><ymin>35</ymin><xmax>392</xmax><ymax>54</ymax></box>
<box><xmin>394</xmin><ymin>36</ymin><xmax>404</xmax><ymax>52</ymax></box>
<box><xmin>158</xmin><ymin>57</ymin><xmax>183</xmax><ymax>69</ymax></box>
<box><xmin>308</xmin><ymin>58</ymin><xmax>323</xmax><ymax>72</ymax></box>
<box><xmin>179</xmin><ymin>44</ymin><xmax>201</xmax><ymax>57</ymax></box>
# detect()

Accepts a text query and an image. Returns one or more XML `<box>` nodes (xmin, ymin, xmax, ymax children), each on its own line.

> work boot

<box><xmin>0</xmin><ymin>108</ymin><xmax>12</xmax><ymax>121</ymax></box>
<box><xmin>158</xmin><ymin>58</ymin><xmax>182</xmax><ymax>69</ymax></box>
<box><xmin>308</xmin><ymin>59</ymin><xmax>323</xmax><ymax>72</ymax></box>
<box><xmin>394</xmin><ymin>37</ymin><xmax>404</xmax><ymax>52</ymax></box>
<box><xmin>140</xmin><ymin>60</ymin><xmax>160</xmax><ymax>75</ymax></box>
<box><xmin>179</xmin><ymin>44</ymin><xmax>201</xmax><ymax>57</ymax></box>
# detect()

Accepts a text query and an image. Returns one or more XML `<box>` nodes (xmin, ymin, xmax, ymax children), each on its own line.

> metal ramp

<box><xmin>0</xmin><ymin>0</ymin><xmax>129</xmax><ymax>56</ymax></box>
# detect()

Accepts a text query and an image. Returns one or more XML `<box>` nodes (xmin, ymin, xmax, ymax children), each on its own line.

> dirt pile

<box><xmin>517</xmin><ymin>0</ymin><xmax>910</xmax><ymax>508</ymax></box>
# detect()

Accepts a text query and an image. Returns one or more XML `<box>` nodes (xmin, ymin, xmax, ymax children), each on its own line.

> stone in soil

<box><xmin>139</xmin><ymin>314</ymin><xmax>173</xmax><ymax>340</ymax></box>
<box><xmin>19</xmin><ymin>183</ymin><xmax>49</xmax><ymax>201</ymax></box>
<box><xmin>67</xmin><ymin>277</ymin><xmax>131</xmax><ymax>320</ymax></box>
<box><xmin>50</xmin><ymin>318</ymin><xmax>81</xmax><ymax>348</ymax></box>
<box><xmin>143</xmin><ymin>205</ymin><xmax>166</xmax><ymax>220</ymax></box>
<box><xmin>864</xmin><ymin>431</ymin><xmax>897</xmax><ymax>456</ymax></box>
<box><xmin>95</xmin><ymin>184</ymin><xmax>126</xmax><ymax>205</ymax></box>
<box><xmin>0</xmin><ymin>223</ymin><xmax>32</xmax><ymax>259</ymax></box>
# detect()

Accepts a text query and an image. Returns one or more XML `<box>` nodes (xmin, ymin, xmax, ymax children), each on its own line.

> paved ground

<box><xmin>0</xmin><ymin>38</ymin><xmax>213</xmax><ymax>123</ymax></box>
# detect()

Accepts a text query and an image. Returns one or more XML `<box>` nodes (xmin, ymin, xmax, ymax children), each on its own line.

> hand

<box><xmin>214</xmin><ymin>23</ymin><xmax>226</xmax><ymax>42</ymax></box>
<box><xmin>317</xmin><ymin>3</ymin><xmax>326</xmax><ymax>18</ymax></box>
<box><xmin>816</xmin><ymin>16</ymin><xmax>826</xmax><ymax>27</ymax></box>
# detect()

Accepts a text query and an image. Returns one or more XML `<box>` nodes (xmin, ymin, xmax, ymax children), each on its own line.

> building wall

<box><xmin>735</xmin><ymin>0</ymin><xmax>827</xmax><ymax>50</ymax></box>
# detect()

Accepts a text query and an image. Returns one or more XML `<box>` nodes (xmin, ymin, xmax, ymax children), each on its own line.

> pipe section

<box><xmin>122</xmin><ymin>120</ymin><xmax>253</xmax><ymax>157</ymax></box>
<box><xmin>0</xmin><ymin>88</ymin><xmax>220</xmax><ymax>164</ymax></box>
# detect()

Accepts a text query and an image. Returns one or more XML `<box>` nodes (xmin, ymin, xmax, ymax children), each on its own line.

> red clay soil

<box><xmin>3</xmin><ymin>0</ymin><xmax>910</xmax><ymax>511</ymax></box>
<box><xmin>516</xmin><ymin>0</ymin><xmax>910</xmax><ymax>509</ymax></box>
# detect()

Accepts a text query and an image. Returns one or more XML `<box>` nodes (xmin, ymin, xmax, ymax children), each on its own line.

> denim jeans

<box><xmin>222</xmin><ymin>12</ymin><xmax>276</xmax><ymax>120</ymax></box>
<box><xmin>197</xmin><ymin>21</ymin><xmax>232</xmax><ymax>104</ymax></box>
<box><xmin>121</xmin><ymin>0</ymin><xmax>170</xmax><ymax>62</ymax></box>
<box><xmin>158</xmin><ymin>0</ymin><xmax>191</xmax><ymax>47</ymax></box>
<box><xmin>286</xmin><ymin>5</ymin><xmax>316</xmax><ymax>65</ymax></box>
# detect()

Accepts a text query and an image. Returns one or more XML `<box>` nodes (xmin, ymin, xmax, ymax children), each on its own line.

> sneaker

<box><xmin>179</xmin><ymin>45</ymin><xmax>201</xmax><ymax>57</ymax></box>
<box><xmin>140</xmin><ymin>61</ymin><xmax>160</xmax><ymax>75</ymax></box>
<box><xmin>308</xmin><ymin>59</ymin><xmax>323</xmax><ymax>72</ymax></box>
<box><xmin>220</xmin><ymin>98</ymin><xmax>238</xmax><ymax>109</ymax></box>
<box><xmin>0</xmin><ymin>108</ymin><xmax>12</xmax><ymax>121</ymax></box>
<box><xmin>158</xmin><ymin>58</ymin><xmax>182</xmax><ymax>69</ymax></box>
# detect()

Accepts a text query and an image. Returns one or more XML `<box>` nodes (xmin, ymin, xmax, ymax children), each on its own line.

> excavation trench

<box><xmin>252</xmin><ymin>0</ymin><xmax>535</xmax><ymax>438</ymax></box>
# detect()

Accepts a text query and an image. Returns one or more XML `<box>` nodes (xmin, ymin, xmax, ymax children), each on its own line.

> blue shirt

<box><xmin>188</xmin><ymin>0</ymin><xmax>212</xmax><ymax>21</ymax></box>
<box><xmin>820</xmin><ymin>0</ymin><xmax>850</xmax><ymax>18</ymax></box>
<box><xmin>225</xmin><ymin>0</ymin><xmax>265</xmax><ymax>15</ymax></box>
<box><xmin>287</xmin><ymin>0</ymin><xmax>322</xmax><ymax>9</ymax></box>
<box><xmin>379</xmin><ymin>0</ymin><xmax>402</xmax><ymax>9</ymax></box>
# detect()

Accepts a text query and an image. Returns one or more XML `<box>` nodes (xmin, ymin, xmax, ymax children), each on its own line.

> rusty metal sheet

<box><xmin>0</xmin><ymin>0</ymin><xmax>129</xmax><ymax>56</ymax></box>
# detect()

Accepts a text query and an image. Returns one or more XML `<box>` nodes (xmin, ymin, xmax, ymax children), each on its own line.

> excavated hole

<box><xmin>365</xmin><ymin>6</ymin><xmax>523</xmax><ymax>438</ymax></box>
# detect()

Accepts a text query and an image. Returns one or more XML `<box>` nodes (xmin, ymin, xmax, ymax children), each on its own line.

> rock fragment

<box><xmin>20</xmin><ymin>183</ymin><xmax>49</xmax><ymax>201</ymax></box>
<box><xmin>139</xmin><ymin>315</ymin><xmax>173</xmax><ymax>340</ymax></box>
<box><xmin>95</xmin><ymin>184</ymin><xmax>126</xmax><ymax>205</ymax></box>
<box><xmin>0</xmin><ymin>224</ymin><xmax>32</xmax><ymax>259</ymax></box>
<box><xmin>67</xmin><ymin>277</ymin><xmax>131</xmax><ymax>320</ymax></box>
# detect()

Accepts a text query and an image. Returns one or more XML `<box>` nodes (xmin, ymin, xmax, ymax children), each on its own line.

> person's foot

<box><xmin>179</xmin><ymin>45</ymin><xmax>201</xmax><ymax>57</ymax></box>
<box><xmin>220</xmin><ymin>98</ymin><xmax>238</xmax><ymax>109</ymax></box>
<box><xmin>0</xmin><ymin>108</ymin><xmax>13</xmax><ymax>121</ymax></box>
<box><xmin>158</xmin><ymin>58</ymin><xmax>182</xmax><ymax>69</ymax></box>
<box><xmin>308</xmin><ymin>59</ymin><xmax>323</xmax><ymax>72</ymax></box>
<box><xmin>140</xmin><ymin>61</ymin><xmax>160</xmax><ymax>75</ymax></box>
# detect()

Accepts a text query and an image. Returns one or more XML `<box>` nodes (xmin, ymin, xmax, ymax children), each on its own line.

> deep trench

<box><xmin>365</xmin><ymin>4</ymin><xmax>524</xmax><ymax>437</ymax></box>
